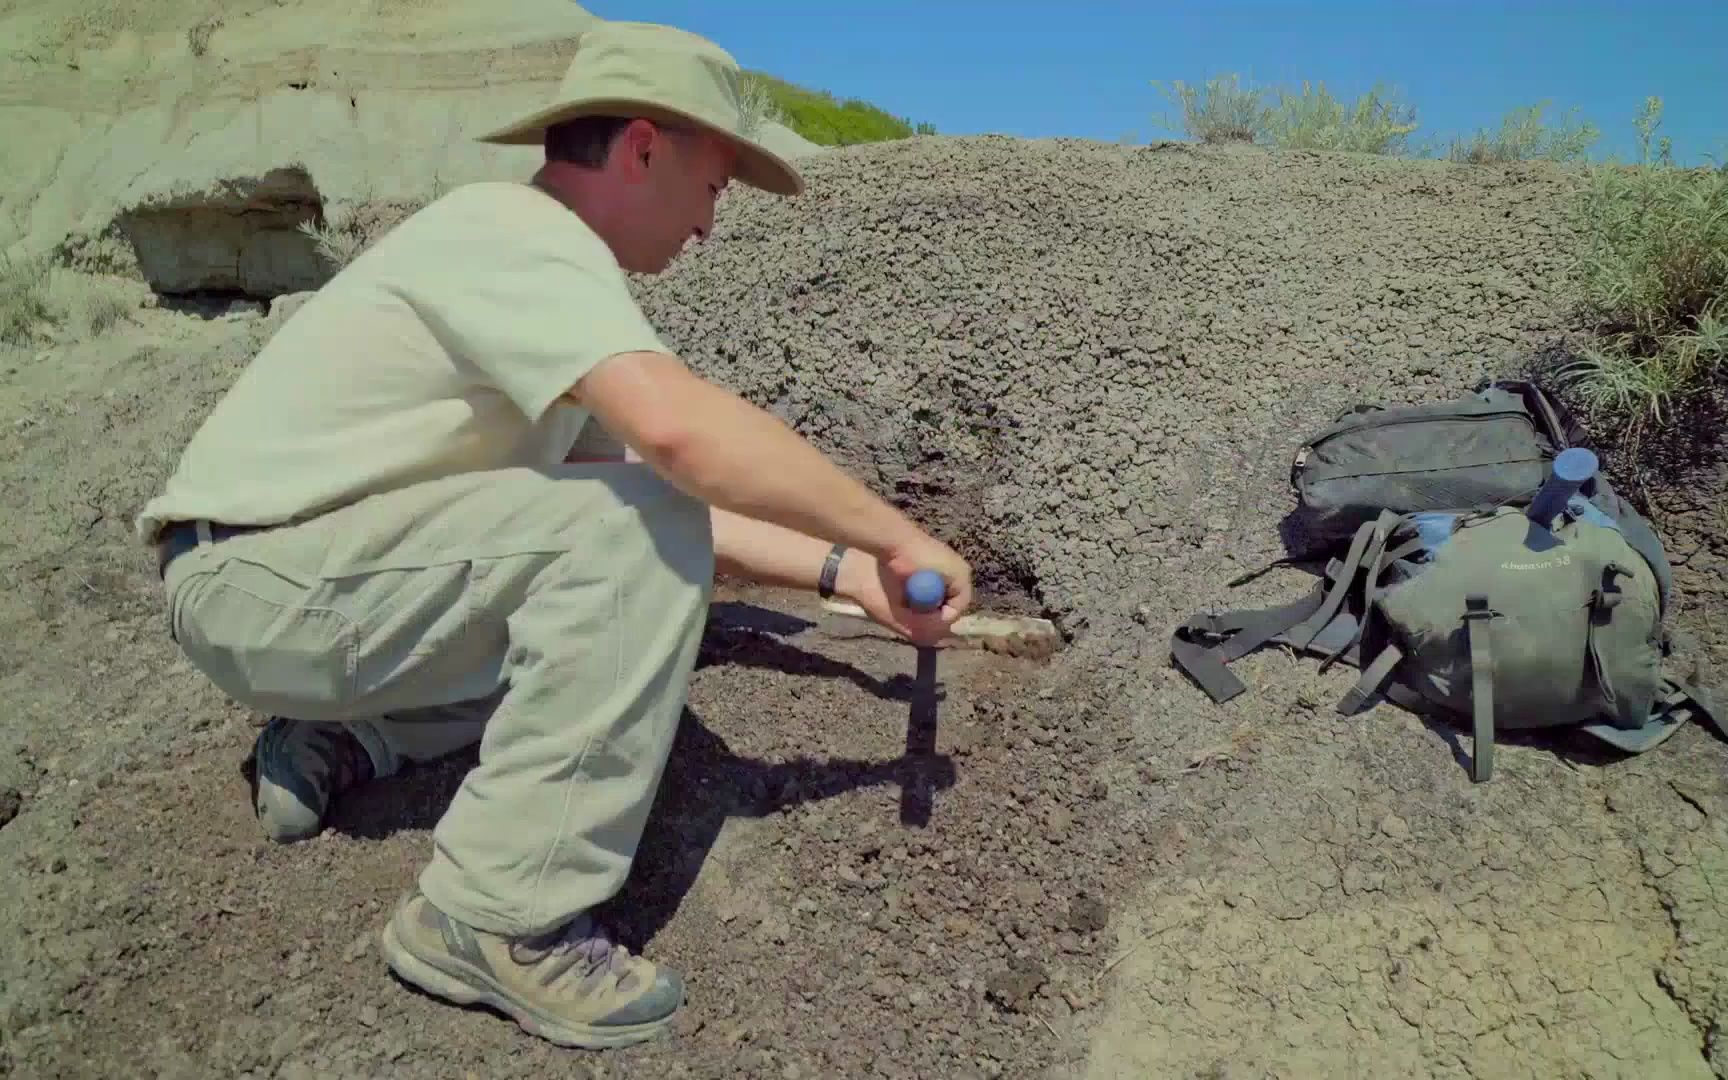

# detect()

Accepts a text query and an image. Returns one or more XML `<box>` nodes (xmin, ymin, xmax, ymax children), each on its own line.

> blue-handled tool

<box><xmin>901</xmin><ymin>569</ymin><xmax>944</xmax><ymax>827</ymax></box>
<box><xmin>905</xmin><ymin>569</ymin><xmax>946</xmax><ymax>613</ymax></box>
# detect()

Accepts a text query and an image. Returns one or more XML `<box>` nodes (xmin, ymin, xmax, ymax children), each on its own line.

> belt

<box><xmin>156</xmin><ymin>520</ymin><xmax>268</xmax><ymax>578</ymax></box>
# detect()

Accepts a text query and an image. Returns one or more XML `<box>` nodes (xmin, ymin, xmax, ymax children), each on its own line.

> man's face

<box><xmin>624</xmin><ymin>125</ymin><xmax>737</xmax><ymax>274</ymax></box>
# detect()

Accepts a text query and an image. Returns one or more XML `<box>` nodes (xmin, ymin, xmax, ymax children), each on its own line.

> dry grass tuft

<box><xmin>1</xmin><ymin>254</ymin><xmax>136</xmax><ymax>347</ymax></box>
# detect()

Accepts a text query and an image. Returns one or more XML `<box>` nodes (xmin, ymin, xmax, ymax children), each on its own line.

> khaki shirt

<box><xmin>134</xmin><ymin>181</ymin><xmax>668</xmax><ymax>544</ymax></box>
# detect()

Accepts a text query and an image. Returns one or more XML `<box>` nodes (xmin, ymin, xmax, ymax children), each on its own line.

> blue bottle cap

<box><xmin>1553</xmin><ymin>447</ymin><xmax>1599</xmax><ymax>484</ymax></box>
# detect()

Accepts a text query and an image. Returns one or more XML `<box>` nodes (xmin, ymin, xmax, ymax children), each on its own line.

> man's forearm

<box><xmin>711</xmin><ymin>507</ymin><xmax>856</xmax><ymax>593</ymax></box>
<box><xmin>629</xmin><ymin>369</ymin><xmax>926</xmax><ymax>559</ymax></box>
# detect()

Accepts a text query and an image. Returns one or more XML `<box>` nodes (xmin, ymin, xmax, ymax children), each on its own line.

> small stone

<box><xmin>1379</xmin><ymin>815</ymin><xmax>1411</xmax><ymax>840</ymax></box>
<box><xmin>984</xmin><ymin>959</ymin><xmax>1048</xmax><ymax>1013</ymax></box>
<box><xmin>358</xmin><ymin>1005</ymin><xmax>378</xmax><ymax>1028</ymax></box>
<box><xmin>0</xmin><ymin>787</ymin><xmax>23</xmax><ymax>829</ymax></box>
<box><xmin>1045</xmin><ymin>807</ymin><xmax>1072</xmax><ymax>842</ymax></box>
<box><xmin>49</xmin><ymin>856</ymin><xmax>67</xmax><ymax>874</ymax></box>
<box><xmin>1069</xmin><ymin>895</ymin><xmax>1108</xmax><ymax>933</ymax></box>
<box><xmin>739</xmin><ymin>1049</ymin><xmax>771</xmax><ymax>1074</ymax></box>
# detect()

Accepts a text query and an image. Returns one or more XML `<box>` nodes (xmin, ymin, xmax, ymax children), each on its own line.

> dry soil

<box><xmin>2</xmin><ymin>136</ymin><xmax>1725</xmax><ymax>1080</ymax></box>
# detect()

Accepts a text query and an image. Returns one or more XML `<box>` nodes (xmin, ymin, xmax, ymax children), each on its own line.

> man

<box><xmin>135</xmin><ymin>21</ymin><xmax>972</xmax><ymax>1051</ymax></box>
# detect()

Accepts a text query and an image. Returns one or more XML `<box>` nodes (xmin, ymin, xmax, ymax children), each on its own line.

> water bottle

<box><xmin>1527</xmin><ymin>448</ymin><xmax>1599</xmax><ymax>529</ymax></box>
<box><xmin>1411</xmin><ymin>511</ymin><xmax>1458</xmax><ymax>554</ymax></box>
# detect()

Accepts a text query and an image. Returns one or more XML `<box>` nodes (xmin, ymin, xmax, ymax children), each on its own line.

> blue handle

<box><xmin>1528</xmin><ymin>447</ymin><xmax>1599</xmax><ymax>527</ymax></box>
<box><xmin>905</xmin><ymin>569</ymin><xmax>946</xmax><ymax>612</ymax></box>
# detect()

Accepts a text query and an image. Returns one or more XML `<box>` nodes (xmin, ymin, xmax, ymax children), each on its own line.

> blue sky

<box><xmin>585</xmin><ymin>1</ymin><xmax>1728</xmax><ymax>166</ymax></box>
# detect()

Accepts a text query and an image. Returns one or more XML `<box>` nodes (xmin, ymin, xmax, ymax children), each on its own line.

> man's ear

<box><xmin>616</xmin><ymin>119</ymin><xmax>658</xmax><ymax>179</ymax></box>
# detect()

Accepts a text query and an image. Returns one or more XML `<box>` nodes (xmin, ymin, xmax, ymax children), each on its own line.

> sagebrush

<box><xmin>1443</xmin><ymin>101</ymin><xmax>1600</xmax><ymax>165</ymax></box>
<box><xmin>297</xmin><ymin>200</ymin><xmax>426</xmax><ymax>271</ymax></box>
<box><xmin>1153</xmin><ymin>73</ymin><xmax>1419</xmax><ymax>155</ymax></box>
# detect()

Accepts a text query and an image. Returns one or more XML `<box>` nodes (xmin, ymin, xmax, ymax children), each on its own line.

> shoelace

<box><xmin>513</xmin><ymin>916</ymin><xmax>635</xmax><ymax>985</ymax></box>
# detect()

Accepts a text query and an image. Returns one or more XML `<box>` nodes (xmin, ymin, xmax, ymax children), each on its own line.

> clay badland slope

<box><xmin>2</xmin><ymin>16</ymin><xmax>1727</xmax><ymax>1080</ymax></box>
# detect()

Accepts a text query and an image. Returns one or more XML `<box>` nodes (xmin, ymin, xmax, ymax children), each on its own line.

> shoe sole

<box><xmin>379</xmin><ymin>919</ymin><xmax>679</xmax><ymax>1050</ymax></box>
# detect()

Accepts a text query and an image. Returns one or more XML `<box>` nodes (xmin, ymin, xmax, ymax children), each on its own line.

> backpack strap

<box><xmin>1463</xmin><ymin>594</ymin><xmax>1498</xmax><ymax>782</ymax></box>
<box><xmin>1311</xmin><ymin>513</ymin><xmax>1418</xmax><ymax>674</ymax></box>
<box><xmin>1286</xmin><ymin>514</ymin><xmax>1389</xmax><ymax>653</ymax></box>
<box><xmin>1171</xmin><ymin>583</ymin><xmax>1329</xmax><ymax>703</ymax></box>
<box><xmin>1656</xmin><ymin>677</ymin><xmax>1725</xmax><ymax>741</ymax></box>
<box><xmin>1170</xmin><ymin>550</ymin><xmax>1367</xmax><ymax>704</ymax></box>
<box><xmin>1337</xmin><ymin>643</ymin><xmax>1405</xmax><ymax>715</ymax></box>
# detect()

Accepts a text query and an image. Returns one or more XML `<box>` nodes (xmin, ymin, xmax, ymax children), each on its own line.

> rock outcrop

<box><xmin>0</xmin><ymin>0</ymin><xmax>823</xmax><ymax>296</ymax></box>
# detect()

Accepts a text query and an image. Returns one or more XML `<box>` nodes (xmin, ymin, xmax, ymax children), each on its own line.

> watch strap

<box><xmin>818</xmin><ymin>543</ymin><xmax>847</xmax><ymax>599</ymax></box>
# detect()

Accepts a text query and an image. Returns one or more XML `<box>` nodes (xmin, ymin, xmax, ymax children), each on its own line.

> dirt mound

<box><xmin>0</xmin><ymin>0</ymin><xmax>821</xmax><ymax>295</ymax></box>
<box><xmin>3</xmin><ymin>135</ymin><xmax>1726</xmax><ymax>1079</ymax></box>
<box><xmin>634</xmin><ymin>136</ymin><xmax>1580</xmax><ymax>628</ymax></box>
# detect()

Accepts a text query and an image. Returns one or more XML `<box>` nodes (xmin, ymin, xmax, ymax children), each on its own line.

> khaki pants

<box><xmin>161</xmin><ymin>463</ymin><xmax>714</xmax><ymax>937</ymax></box>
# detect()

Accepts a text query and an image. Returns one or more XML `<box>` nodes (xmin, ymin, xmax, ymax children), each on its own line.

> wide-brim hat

<box><xmin>475</xmin><ymin>20</ymin><xmax>804</xmax><ymax>197</ymax></box>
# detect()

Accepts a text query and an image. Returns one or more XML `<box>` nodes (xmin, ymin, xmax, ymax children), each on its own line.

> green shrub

<box><xmin>743</xmin><ymin>72</ymin><xmax>934</xmax><ymax>146</ymax></box>
<box><xmin>1263</xmin><ymin>80</ymin><xmax>1419</xmax><ymax>155</ymax></box>
<box><xmin>1557</xmin><ymin>98</ymin><xmax>1728</xmax><ymax>436</ymax></box>
<box><xmin>1443</xmin><ymin>101</ymin><xmax>1599</xmax><ymax>164</ymax></box>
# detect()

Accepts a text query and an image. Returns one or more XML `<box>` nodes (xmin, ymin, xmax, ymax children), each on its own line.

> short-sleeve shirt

<box><xmin>134</xmin><ymin>181</ymin><xmax>669</xmax><ymax>544</ymax></box>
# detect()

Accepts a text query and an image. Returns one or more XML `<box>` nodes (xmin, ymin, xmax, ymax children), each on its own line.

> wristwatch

<box><xmin>818</xmin><ymin>543</ymin><xmax>847</xmax><ymax>600</ymax></box>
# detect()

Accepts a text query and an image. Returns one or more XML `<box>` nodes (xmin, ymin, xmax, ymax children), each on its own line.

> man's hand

<box><xmin>709</xmin><ymin>508</ymin><xmax>973</xmax><ymax>646</ymax></box>
<box><xmin>835</xmin><ymin>543</ymin><xmax>972</xmax><ymax>647</ymax></box>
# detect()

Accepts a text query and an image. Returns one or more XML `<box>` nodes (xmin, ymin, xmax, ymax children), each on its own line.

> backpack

<box><xmin>1171</xmin><ymin>379</ymin><xmax>1721</xmax><ymax>781</ymax></box>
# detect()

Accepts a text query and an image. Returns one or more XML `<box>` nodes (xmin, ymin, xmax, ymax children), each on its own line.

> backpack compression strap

<box><xmin>1463</xmin><ymin>594</ymin><xmax>1498</xmax><ymax>782</ymax></box>
<box><xmin>1170</xmin><ymin>521</ymin><xmax>1387</xmax><ymax>705</ymax></box>
<box><xmin>1171</xmin><ymin>583</ymin><xmax>1330</xmax><ymax>703</ymax></box>
<box><xmin>1658</xmin><ymin>678</ymin><xmax>1725</xmax><ymax>742</ymax></box>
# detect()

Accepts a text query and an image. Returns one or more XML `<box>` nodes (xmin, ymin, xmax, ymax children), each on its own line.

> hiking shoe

<box><xmin>379</xmin><ymin>887</ymin><xmax>684</xmax><ymax>1049</ymax></box>
<box><xmin>249</xmin><ymin>717</ymin><xmax>374</xmax><ymax>843</ymax></box>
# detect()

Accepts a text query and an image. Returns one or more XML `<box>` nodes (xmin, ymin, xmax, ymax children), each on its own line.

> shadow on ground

<box><xmin>318</xmin><ymin>609</ymin><xmax>958</xmax><ymax>948</ymax></box>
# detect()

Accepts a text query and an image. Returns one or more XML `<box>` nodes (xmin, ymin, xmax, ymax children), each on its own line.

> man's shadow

<box><xmin>325</xmin><ymin>602</ymin><xmax>955</xmax><ymax>947</ymax></box>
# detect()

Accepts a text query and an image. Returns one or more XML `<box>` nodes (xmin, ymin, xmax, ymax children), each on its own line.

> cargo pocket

<box><xmin>174</xmin><ymin>557</ymin><xmax>357</xmax><ymax>718</ymax></box>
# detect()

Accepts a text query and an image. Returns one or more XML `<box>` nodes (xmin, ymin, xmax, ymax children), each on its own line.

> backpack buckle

<box><xmin>1463</xmin><ymin>594</ymin><xmax>1496</xmax><ymax>621</ymax></box>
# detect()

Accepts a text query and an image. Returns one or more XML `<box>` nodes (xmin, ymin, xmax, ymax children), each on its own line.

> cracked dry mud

<box><xmin>2</xmin><ymin>137</ymin><xmax>1725</xmax><ymax>1079</ymax></box>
